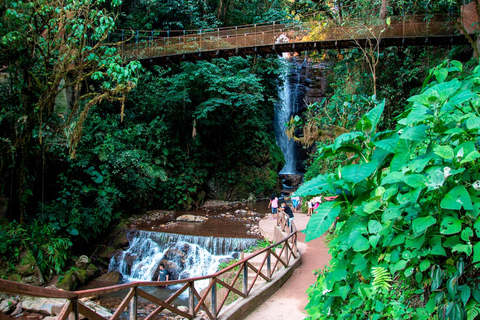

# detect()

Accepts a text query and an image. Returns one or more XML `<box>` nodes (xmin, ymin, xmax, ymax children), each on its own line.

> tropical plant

<box><xmin>299</xmin><ymin>59</ymin><xmax>480</xmax><ymax>319</ymax></box>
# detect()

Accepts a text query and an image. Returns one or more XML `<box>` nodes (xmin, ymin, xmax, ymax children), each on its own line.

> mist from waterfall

<box><xmin>274</xmin><ymin>57</ymin><xmax>307</xmax><ymax>174</ymax></box>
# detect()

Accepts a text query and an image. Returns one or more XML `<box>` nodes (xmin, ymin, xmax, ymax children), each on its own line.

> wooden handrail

<box><xmin>0</xmin><ymin>220</ymin><xmax>298</xmax><ymax>320</ymax></box>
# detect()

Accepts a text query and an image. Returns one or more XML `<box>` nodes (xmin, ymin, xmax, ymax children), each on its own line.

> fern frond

<box><xmin>371</xmin><ymin>267</ymin><xmax>392</xmax><ymax>290</ymax></box>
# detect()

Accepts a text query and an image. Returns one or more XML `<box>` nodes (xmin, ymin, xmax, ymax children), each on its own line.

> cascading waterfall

<box><xmin>274</xmin><ymin>57</ymin><xmax>307</xmax><ymax>175</ymax></box>
<box><xmin>108</xmin><ymin>230</ymin><xmax>258</xmax><ymax>294</ymax></box>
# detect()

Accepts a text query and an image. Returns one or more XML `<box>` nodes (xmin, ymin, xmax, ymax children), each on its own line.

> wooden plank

<box><xmin>194</xmin><ymin>279</ymin><xmax>215</xmax><ymax>315</ymax></box>
<box><xmin>77</xmin><ymin>302</ymin><xmax>108</xmax><ymax>320</ymax></box>
<box><xmin>111</xmin><ymin>287</ymin><xmax>135</xmax><ymax>320</ymax></box>
<box><xmin>139</xmin><ymin>289</ymin><xmax>192</xmax><ymax>320</ymax></box>
<box><xmin>0</xmin><ymin>279</ymin><xmax>76</xmax><ymax>299</ymax></box>
<box><xmin>57</xmin><ymin>300</ymin><xmax>73</xmax><ymax>320</ymax></box>
<box><xmin>192</xmin><ymin>285</ymin><xmax>214</xmax><ymax>320</ymax></box>
<box><xmin>76</xmin><ymin>282</ymin><xmax>134</xmax><ymax>298</ymax></box>
<box><xmin>216</xmin><ymin>278</ymin><xmax>246</xmax><ymax>298</ymax></box>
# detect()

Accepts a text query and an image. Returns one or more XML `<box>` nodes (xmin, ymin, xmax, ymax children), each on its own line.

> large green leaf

<box><xmin>333</xmin><ymin>132</ymin><xmax>365</xmax><ymax>151</ymax></box>
<box><xmin>400</xmin><ymin>125</ymin><xmax>427</xmax><ymax>141</ymax></box>
<box><xmin>305</xmin><ymin>202</ymin><xmax>342</xmax><ymax>242</ymax></box>
<box><xmin>342</xmin><ymin>160</ymin><xmax>379</xmax><ymax>184</ymax></box>
<box><xmin>365</xmin><ymin>99</ymin><xmax>385</xmax><ymax>129</ymax></box>
<box><xmin>433</xmin><ymin>145</ymin><xmax>454</xmax><ymax>160</ymax></box>
<box><xmin>440</xmin><ymin>216</ymin><xmax>463</xmax><ymax>235</ymax></box>
<box><xmin>404</xmin><ymin>105</ymin><xmax>433</xmax><ymax>125</ymax></box>
<box><xmin>373</xmin><ymin>134</ymin><xmax>399</xmax><ymax>152</ymax></box>
<box><xmin>402</xmin><ymin>174</ymin><xmax>428</xmax><ymax>189</ymax></box>
<box><xmin>466</xmin><ymin>116</ymin><xmax>480</xmax><ymax>130</ymax></box>
<box><xmin>294</xmin><ymin>174</ymin><xmax>331</xmax><ymax>197</ymax></box>
<box><xmin>473</xmin><ymin>242</ymin><xmax>480</xmax><ymax>263</ymax></box>
<box><xmin>440</xmin><ymin>186</ymin><xmax>473</xmax><ymax>210</ymax></box>
<box><xmin>412</xmin><ymin>216</ymin><xmax>436</xmax><ymax>236</ymax></box>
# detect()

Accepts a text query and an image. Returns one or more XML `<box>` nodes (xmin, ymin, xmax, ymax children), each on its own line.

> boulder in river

<box><xmin>176</xmin><ymin>214</ymin><xmax>206</xmax><ymax>222</ymax></box>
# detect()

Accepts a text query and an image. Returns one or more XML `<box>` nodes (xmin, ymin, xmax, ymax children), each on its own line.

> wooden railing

<box><xmin>0</xmin><ymin>221</ymin><xmax>298</xmax><ymax>320</ymax></box>
<box><xmin>116</xmin><ymin>11</ymin><xmax>458</xmax><ymax>61</ymax></box>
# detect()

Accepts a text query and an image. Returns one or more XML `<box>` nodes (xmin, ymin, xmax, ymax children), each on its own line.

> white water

<box><xmin>108</xmin><ymin>231</ymin><xmax>258</xmax><ymax>294</ymax></box>
<box><xmin>274</xmin><ymin>57</ymin><xmax>307</xmax><ymax>174</ymax></box>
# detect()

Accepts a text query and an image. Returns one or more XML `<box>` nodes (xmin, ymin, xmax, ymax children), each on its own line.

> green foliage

<box><xmin>0</xmin><ymin>221</ymin><xmax>72</xmax><ymax>277</ymax></box>
<box><xmin>301</xmin><ymin>60</ymin><xmax>480</xmax><ymax>319</ymax></box>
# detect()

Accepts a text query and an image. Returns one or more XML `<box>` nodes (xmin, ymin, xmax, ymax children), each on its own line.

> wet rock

<box><xmin>56</xmin><ymin>271</ymin><xmax>76</xmax><ymax>291</ymax></box>
<box><xmin>10</xmin><ymin>302</ymin><xmax>23</xmax><ymax>316</ymax></box>
<box><xmin>85</xmin><ymin>264</ymin><xmax>98</xmax><ymax>278</ymax></box>
<box><xmin>176</xmin><ymin>215</ymin><xmax>206</xmax><ymax>223</ymax></box>
<box><xmin>26</xmin><ymin>312</ymin><xmax>44</xmax><ymax>320</ymax></box>
<box><xmin>21</xmin><ymin>297</ymin><xmax>66</xmax><ymax>315</ymax></box>
<box><xmin>75</xmin><ymin>255</ymin><xmax>90</xmax><ymax>269</ymax></box>
<box><xmin>235</xmin><ymin>210</ymin><xmax>247</xmax><ymax>214</ymax></box>
<box><xmin>113</xmin><ymin>232</ymin><xmax>129</xmax><ymax>248</ymax></box>
<box><xmin>97</xmin><ymin>246</ymin><xmax>116</xmax><ymax>260</ymax></box>
<box><xmin>81</xmin><ymin>300</ymin><xmax>113</xmax><ymax>319</ymax></box>
<box><xmin>0</xmin><ymin>299</ymin><xmax>16</xmax><ymax>313</ymax></box>
<box><xmin>94</xmin><ymin>271</ymin><xmax>122</xmax><ymax>283</ymax></box>
<box><xmin>177</xmin><ymin>306</ymin><xmax>188</xmax><ymax>313</ymax></box>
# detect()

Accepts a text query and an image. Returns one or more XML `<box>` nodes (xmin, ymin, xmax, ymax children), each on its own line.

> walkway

<box><xmin>246</xmin><ymin>213</ymin><xmax>331</xmax><ymax>320</ymax></box>
<box><xmin>115</xmin><ymin>7</ymin><xmax>471</xmax><ymax>65</ymax></box>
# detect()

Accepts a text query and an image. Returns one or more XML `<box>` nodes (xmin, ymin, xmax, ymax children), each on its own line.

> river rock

<box><xmin>94</xmin><ymin>271</ymin><xmax>122</xmax><ymax>283</ymax></box>
<box><xmin>0</xmin><ymin>299</ymin><xmax>16</xmax><ymax>313</ymax></box>
<box><xmin>176</xmin><ymin>215</ymin><xmax>206</xmax><ymax>222</ymax></box>
<box><xmin>21</xmin><ymin>297</ymin><xmax>67</xmax><ymax>315</ymax></box>
<box><xmin>75</xmin><ymin>255</ymin><xmax>90</xmax><ymax>269</ymax></box>
<box><xmin>81</xmin><ymin>300</ymin><xmax>113</xmax><ymax>319</ymax></box>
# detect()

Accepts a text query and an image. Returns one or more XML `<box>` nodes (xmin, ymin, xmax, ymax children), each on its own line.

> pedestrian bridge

<box><xmin>114</xmin><ymin>8</ymin><xmax>472</xmax><ymax>66</ymax></box>
<box><xmin>0</xmin><ymin>217</ymin><xmax>299</xmax><ymax>320</ymax></box>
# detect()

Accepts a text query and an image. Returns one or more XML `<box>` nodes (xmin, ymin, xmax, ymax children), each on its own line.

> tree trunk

<box><xmin>380</xmin><ymin>0</ymin><xmax>389</xmax><ymax>22</ymax></box>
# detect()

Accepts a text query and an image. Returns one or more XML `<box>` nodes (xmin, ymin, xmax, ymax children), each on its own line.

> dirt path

<box><xmin>245</xmin><ymin>213</ymin><xmax>331</xmax><ymax>320</ymax></box>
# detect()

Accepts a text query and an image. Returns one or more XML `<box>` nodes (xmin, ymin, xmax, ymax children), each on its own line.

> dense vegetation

<box><xmin>1</xmin><ymin>6</ymin><xmax>479</xmax><ymax>320</ymax></box>
<box><xmin>0</xmin><ymin>0</ymin><xmax>287</xmax><ymax>278</ymax></box>
<box><xmin>292</xmin><ymin>1</ymin><xmax>480</xmax><ymax>320</ymax></box>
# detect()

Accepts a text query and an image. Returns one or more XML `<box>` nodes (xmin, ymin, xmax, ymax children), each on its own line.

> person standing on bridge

<box><xmin>268</xmin><ymin>193</ymin><xmax>278</xmax><ymax>220</ymax></box>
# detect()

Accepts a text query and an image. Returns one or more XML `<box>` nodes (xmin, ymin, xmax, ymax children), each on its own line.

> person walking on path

<box><xmin>268</xmin><ymin>193</ymin><xmax>279</xmax><ymax>220</ymax></box>
<box><xmin>279</xmin><ymin>202</ymin><xmax>294</xmax><ymax>232</ymax></box>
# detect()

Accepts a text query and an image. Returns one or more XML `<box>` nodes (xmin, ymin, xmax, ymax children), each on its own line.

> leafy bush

<box><xmin>298</xmin><ymin>60</ymin><xmax>480</xmax><ymax>319</ymax></box>
<box><xmin>0</xmin><ymin>221</ymin><xmax>72</xmax><ymax>278</ymax></box>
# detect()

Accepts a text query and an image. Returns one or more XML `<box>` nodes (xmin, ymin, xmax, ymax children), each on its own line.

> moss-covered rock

<box><xmin>85</xmin><ymin>264</ymin><xmax>98</xmax><ymax>278</ymax></box>
<box><xmin>112</xmin><ymin>232</ymin><xmax>128</xmax><ymax>248</ymax></box>
<box><xmin>74</xmin><ymin>269</ymin><xmax>87</xmax><ymax>285</ymax></box>
<box><xmin>15</xmin><ymin>250</ymin><xmax>36</xmax><ymax>276</ymax></box>
<box><xmin>98</xmin><ymin>246</ymin><xmax>116</xmax><ymax>260</ymax></box>
<box><xmin>56</xmin><ymin>271</ymin><xmax>77</xmax><ymax>291</ymax></box>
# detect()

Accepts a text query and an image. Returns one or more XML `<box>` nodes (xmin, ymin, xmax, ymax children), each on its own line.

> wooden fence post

<box><xmin>129</xmin><ymin>287</ymin><xmax>137</xmax><ymax>320</ymax></box>
<box><xmin>189</xmin><ymin>282</ymin><xmax>195</xmax><ymax>318</ymax></box>
<box><xmin>211</xmin><ymin>278</ymin><xmax>217</xmax><ymax>319</ymax></box>
<box><xmin>243</xmin><ymin>263</ymin><xmax>248</xmax><ymax>295</ymax></box>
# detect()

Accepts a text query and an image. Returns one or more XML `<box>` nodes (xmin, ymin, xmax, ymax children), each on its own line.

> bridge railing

<box><xmin>117</xmin><ymin>11</ymin><xmax>458</xmax><ymax>61</ymax></box>
<box><xmin>0</xmin><ymin>221</ymin><xmax>298</xmax><ymax>320</ymax></box>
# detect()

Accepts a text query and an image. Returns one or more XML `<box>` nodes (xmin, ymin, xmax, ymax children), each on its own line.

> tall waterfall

<box><xmin>274</xmin><ymin>57</ymin><xmax>307</xmax><ymax>174</ymax></box>
<box><xmin>109</xmin><ymin>231</ymin><xmax>258</xmax><ymax>285</ymax></box>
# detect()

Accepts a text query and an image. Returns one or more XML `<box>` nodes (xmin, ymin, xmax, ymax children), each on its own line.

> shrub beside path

<box><xmin>245</xmin><ymin>213</ymin><xmax>331</xmax><ymax>320</ymax></box>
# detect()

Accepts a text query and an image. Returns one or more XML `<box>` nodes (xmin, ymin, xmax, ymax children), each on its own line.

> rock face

<box><xmin>3</xmin><ymin>249</ymin><xmax>45</xmax><ymax>286</ymax></box>
<box><xmin>94</xmin><ymin>271</ymin><xmax>122</xmax><ymax>283</ymax></box>
<box><xmin>75</xmin><ymin>255</ymin><xmax>90</xmax><ymax>269</ymax></box>
<box><xmin>21</xmin><ymin>297</ymin><xmax>67</xmax><ymax>315</ymax></box>
<box><xmin>56</xmin><ymin>258</ymin><xmax>99</xmax><ymax>291</ymax></box>
<box><xmin>176</xmin><ymin>214</ymin><xmax>207</xmax><ymax>222</ymax></box>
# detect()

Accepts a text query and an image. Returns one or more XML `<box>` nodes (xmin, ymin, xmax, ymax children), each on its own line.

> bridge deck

<box><xmin>116</xmin><ymin>13</ymin><xmax>468</xmax><ymax>65</ymax></box>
